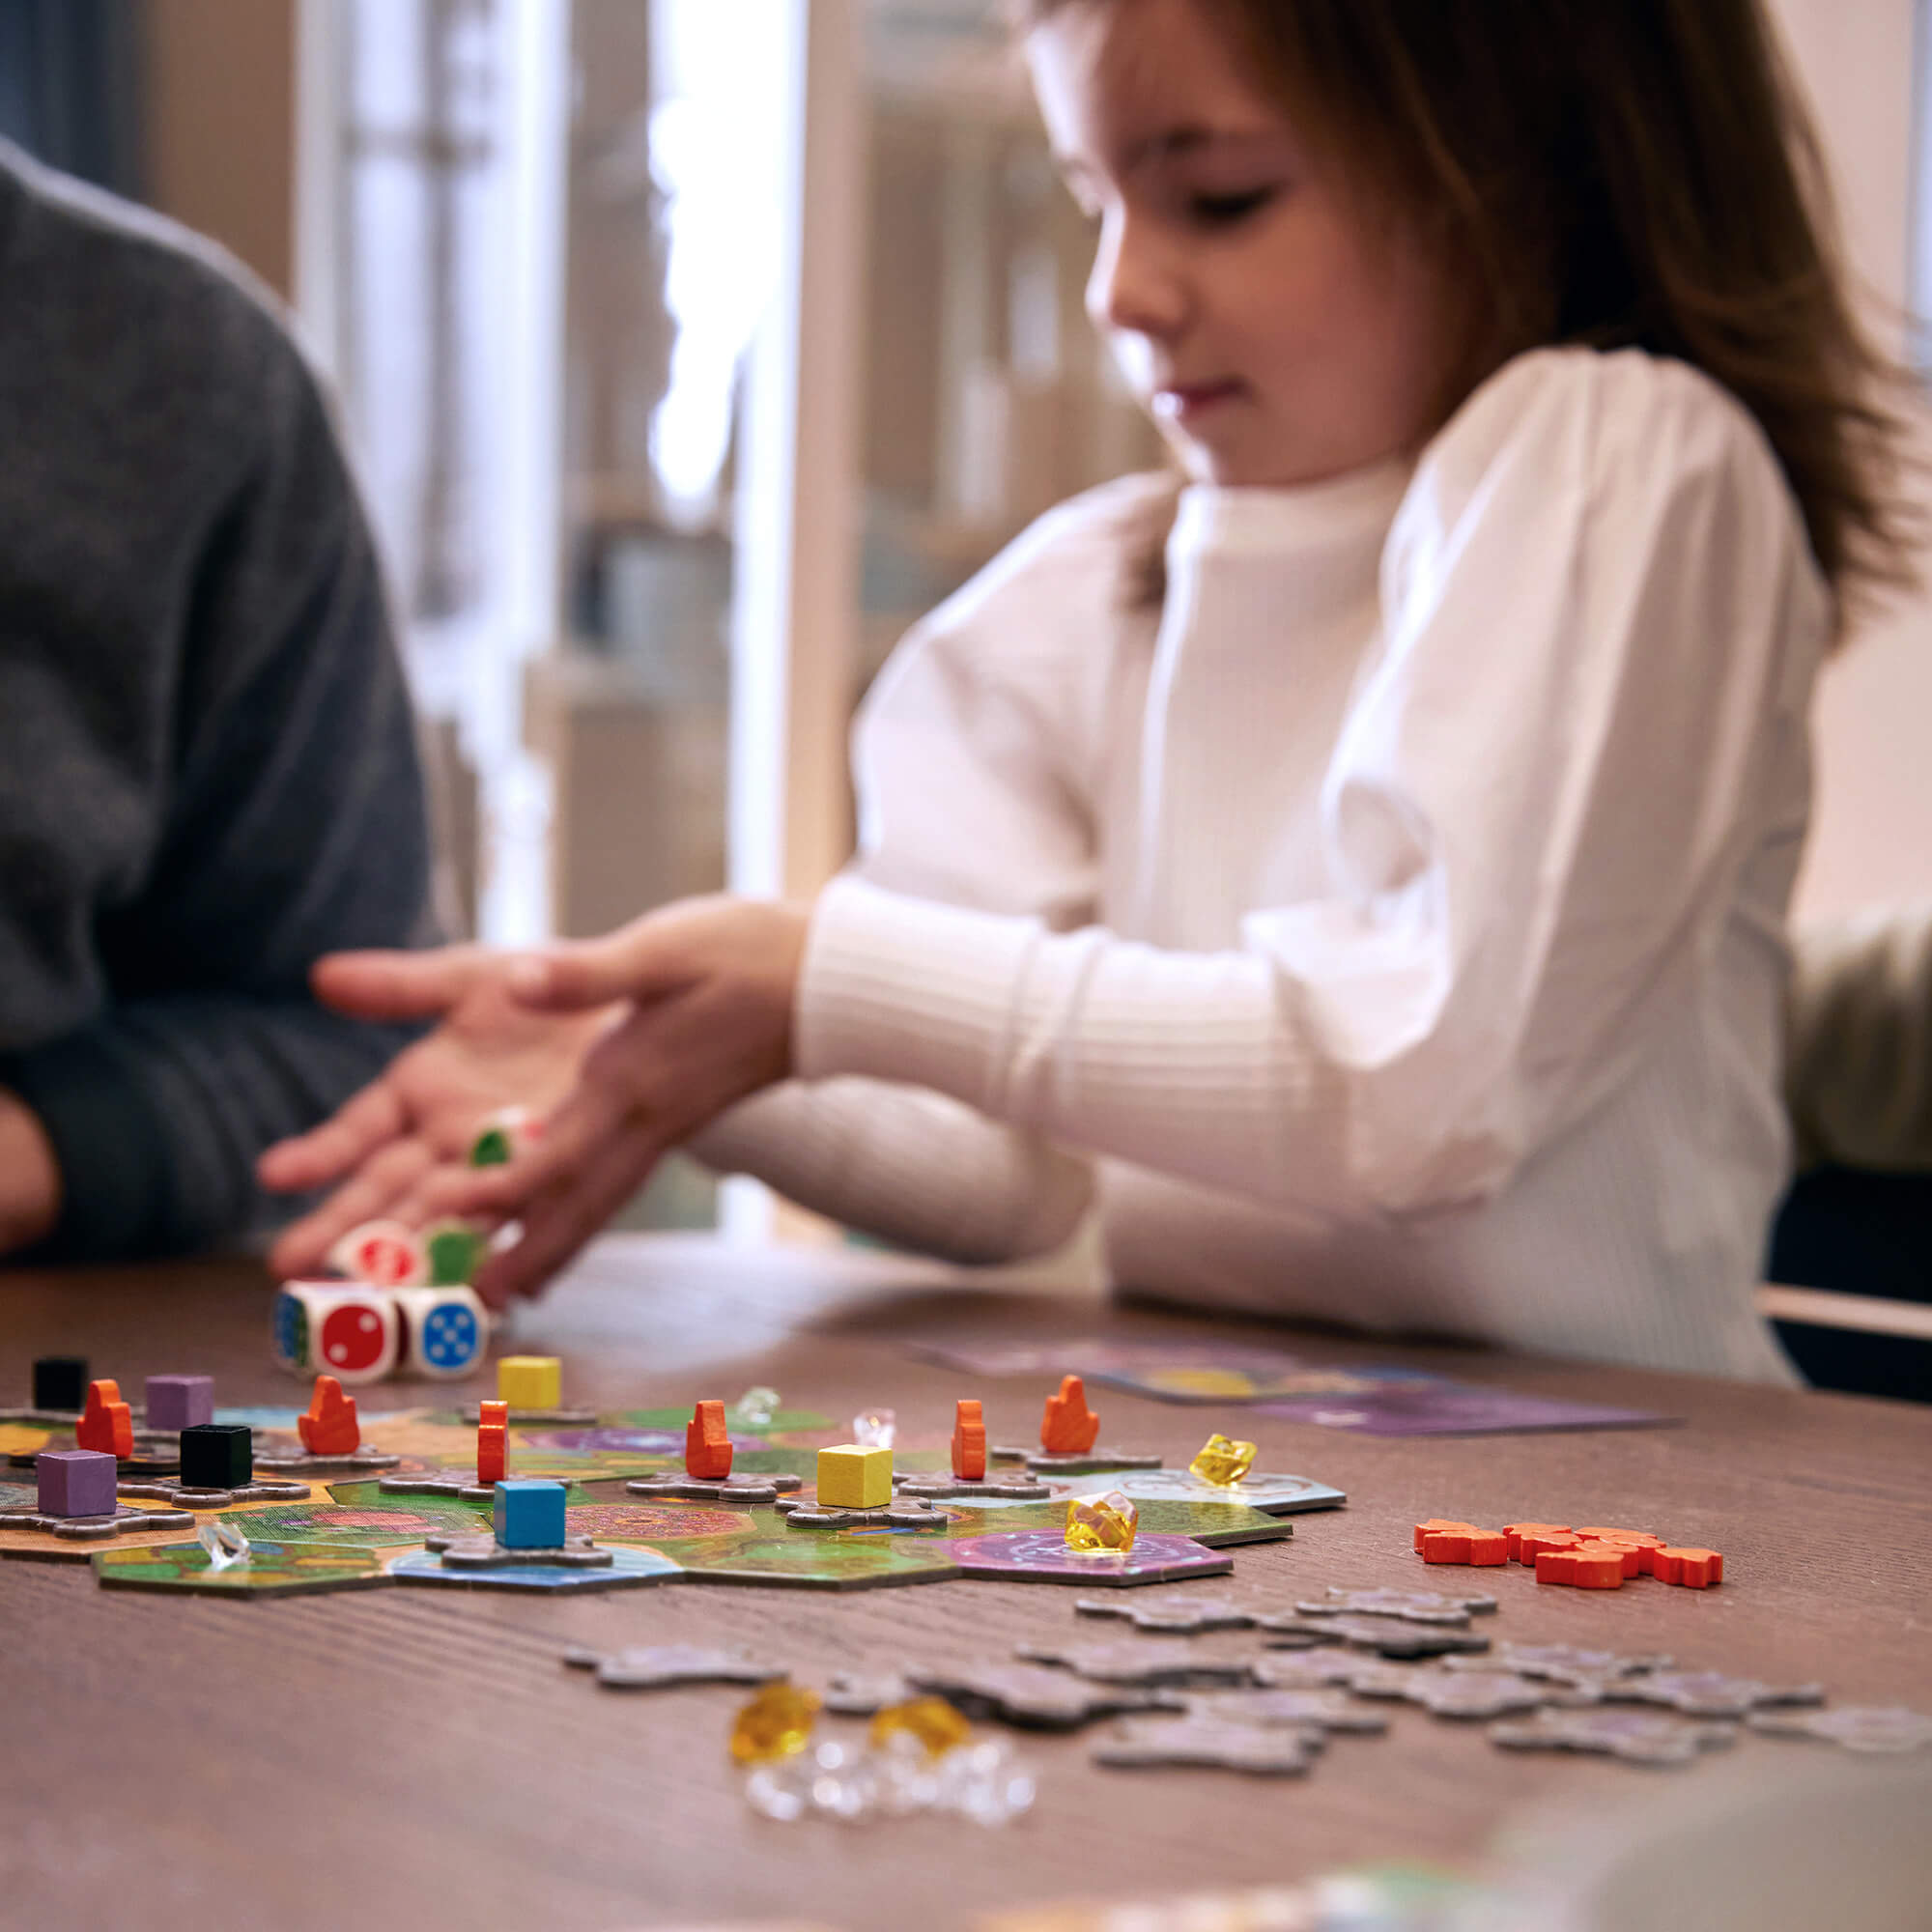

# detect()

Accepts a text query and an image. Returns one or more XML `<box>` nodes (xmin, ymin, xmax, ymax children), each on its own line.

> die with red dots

<box><xmin>327</xmin><ymin>1218</ymin><xmax>427</xmax><ymax>1290</ymax></box>
<box><xmin>270</xmin><ymin>1282</ymin><xmax>399</xmax><ymax>1385</ymax></box>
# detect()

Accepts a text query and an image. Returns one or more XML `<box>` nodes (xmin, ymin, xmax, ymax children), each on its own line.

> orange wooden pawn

<box><xmin>298</xmin><ymin>1375</ymin><xmax>360</xmax><ymax>1456</ymax></box>
<box><xmin>951</xmin><ymin>1399</ymin><xmax>986</xmax><ymax>1481</ymax></box>
<box><xmin>1040</xmin><ymin>1376</ymin><xmax>1099</xmax><ymax>1455</ymax></box>
<box><xmin>76</xmin><ymin>1379</ymin><xmax>133</xmax><ymax>1459</ymax></box>
<box><xmin>686</xmin><ymin>1399</ymin><xmax>733</xmax><ymax>1480</ymax></box>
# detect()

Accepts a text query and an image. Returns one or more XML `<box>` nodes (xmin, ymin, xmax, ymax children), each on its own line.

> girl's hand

<box><xmin>445</xmin><ymin>894</ymin><xmax>809</xmax><ymax>1302</ymax></box>
<box><xmin>303</xmin><ymin>895</ymin><xmax>810</xmax><ymax>1305</ymax></box>
<box><xmin>259</xmin><ymin>946</ymin><xmax>620</xmax><ymax>1283</ymax></box>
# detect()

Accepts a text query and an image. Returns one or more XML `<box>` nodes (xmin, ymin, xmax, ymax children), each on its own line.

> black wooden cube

<box><xmin>32</xmin><ymin>1357</ymin><xmax>88</xmax><ymax>1412</ymax></box>
<box><xmin>179</xmin><ymin>1423</ymin><xmax>252</xmax><ymax>1491</ymax></box>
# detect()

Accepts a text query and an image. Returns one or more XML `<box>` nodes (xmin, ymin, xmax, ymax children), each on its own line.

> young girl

<box><xmin>263</xmin><ymin>0</ymin><xmax>1915</xmax><ymax>1381</ymax></box>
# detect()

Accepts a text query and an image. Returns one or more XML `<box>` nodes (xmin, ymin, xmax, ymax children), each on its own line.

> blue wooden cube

<box><xmin>494</xmin><ymin>1479</ymin><xmax>566</xmax><ymax>1549</ymax></box>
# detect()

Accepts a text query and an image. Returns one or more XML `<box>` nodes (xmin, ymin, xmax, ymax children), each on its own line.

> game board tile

<box><xmin>599</xmin><ymin>1406</ymin><xmax>834</xmax><ymax>1436</ymax></box>
<box><xmin>943</xmin><ymin>1530</ymin><xmax>1233</xmax><ymax>1587</ymax></box>
<box><xmin>903</xmin><ymin>1661</ymin><xmax>1185</xmax><ymax>1730</ymax></box>
<box><xmin>390</xmin><ymin>1545</ymin><xmax>680</xmax><ymax>1592</ymax></box>
<box><xmin>653</xmin><ymin>1515</ymin><xmax>961</xmax><ymax>1590</ymax></box>
<box><xmin>1059</xmin><ymin>1466</ymin><xmax>1344</xmax><ymax>1516</ymax></box>
<box><xmin>1746</xmin><ymin>1706</ymin><xmax>1932</xmax><ymax>1754</ymax></box>
<box><xmin>934</xmin><ymin>1495</ymin><xmax>1290</xmax><ymax>1548</ymax></box>
<box><xmin>564</xmin><ymin>1643</ymin><xmax>788</xmax><ymax>1689</ymax></box>
<box><xmin>0</xmin><ymin>1480</ymin><xmax>339</xmax><ymax>1563</ymax></box>
<box><xmin>92</xmin><ymin>1538</ymin><xmax>397</xmax><ymax>1597</ymax></box>
<box><xmin>1092</xmin><ymin>1716</ymin><xmax>1320</xmax><ymax>1775</ymax></box>
<box><xmin>1489</xmin><ymin>1707</ymin><xmax>1738</xmax><ymax>1766</ymax></box>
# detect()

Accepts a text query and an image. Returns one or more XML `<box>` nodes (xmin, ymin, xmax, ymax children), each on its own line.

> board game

<box><xmin>9</xmin><ymin>1335</ymin><xmax>1925</xmax><ymax>1861</ymax></box>
<box><xmin>0</xmin><ymin>1368</ymin><xmax>1321</xmax><ymax>1595</ymax></box>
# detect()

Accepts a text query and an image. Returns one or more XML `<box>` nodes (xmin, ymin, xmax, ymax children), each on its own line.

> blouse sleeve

<box><xmin>792</xmin><ymin>351</ymin><xmax>1829</xmax><ymax>1218</ymax></box>
<box><xmin>687</xmin><ymin>482</ymin><xmax>1172</xmax><ymax>1256</ymax></box>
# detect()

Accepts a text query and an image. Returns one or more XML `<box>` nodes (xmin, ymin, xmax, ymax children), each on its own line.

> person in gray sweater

<box><xmin>0</xmin><ymin>142</ymin><xmax>435</xmax><ymax>1264</ymax></box>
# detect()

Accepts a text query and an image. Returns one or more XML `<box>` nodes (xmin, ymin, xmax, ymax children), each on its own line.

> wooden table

<box><xmin>4</xmin><ymin>1235</ymin><xmax>1929</xmax><ymax>1932</ymax></box>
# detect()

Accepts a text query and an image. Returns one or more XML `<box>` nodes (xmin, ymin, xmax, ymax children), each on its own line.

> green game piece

<box><xmin>425</xmin><ymin>1221</ymin><xmax>484</xmax><ymax>1286</ymax></box>
<box><xmin>468</xmin><ymin>1115</ymin><xmax>521</xmax><ymax>1167</ymax></box>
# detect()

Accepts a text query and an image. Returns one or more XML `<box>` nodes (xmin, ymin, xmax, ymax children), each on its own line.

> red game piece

<box><xmin>477</xmin><ymin>1400</ymin><xmax>509</xmax><ymax>1486</ymax></box>
<box><xmin>1501</xmin><ymin>1521</ymin><xmax>1575</xmax><ymax>1564</ymax></box>
<box><xmin>1419</xmin><ymin>1525</ymin><xmax>1508</xmax><ymax>1566</ymax></box>
<box><xmin>75</xmin><ymin>1379</ymin><xmax>133</xmax><ymax>1460</ymax></box>
<box><xmin>1649</xmin><ymin>1546</ymin><xmax>1723</xmax><ymax>1587</ymax></box>
<box><xmin>1414</xmin><ymin>1519</ymin><xmax>1480</xmax><ymax>1553</ymax></box>
<box><xmin>298</xmin><ymin>1376</ymin><xmax>360</xmax><ymax>1455</ymax></box>
<box><xmin>1534</xmin><ymin>1542</ymin><xmax>1627</xmax><ymax>1588</ymax></box>
<box><xmin>1040</xmin><ymin>1376</ymin><xmax>1099</xmax><ymax>1455</ymax></box>
<box><xmin>686</xmin><ymin>1400</ymin><xmax>733</xmax><ymax>1480</ymax></box>
<box><xmin>478</xmin><ymin>1401</ymin><xmax>508</xmax><ymax>1480</ymax></box>
<box><xmin>952</xmin><ymin>1400</ymin><xmax>987</xmax><ymax>1481</ymax></box>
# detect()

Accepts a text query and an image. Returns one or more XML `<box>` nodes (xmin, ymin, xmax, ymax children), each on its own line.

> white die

<box><xmin>393</xmin><ymin>1286</ymin><xmax>491</xmax><ymax>1380</ymax></box>
<box><xmin>271</xmin><ymin>1281</ymin><xmax>400</xmax><ymax>1384</ymax></box>
<box><xmin>327</xmin><ymin>1219</ymin><xmax>427</xmax><ymax>1289</ymax></box>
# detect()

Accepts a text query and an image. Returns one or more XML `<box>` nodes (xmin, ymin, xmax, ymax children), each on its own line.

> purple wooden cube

<box><xmin>37</xmin><ymin>1449</ymin><xmax>118</xmax><ymax>1519</ymax></box>
<box><xmin>144</xmin><ymin>1375</ymin><xmax>214</xmax><ymax>1431</ymax></box>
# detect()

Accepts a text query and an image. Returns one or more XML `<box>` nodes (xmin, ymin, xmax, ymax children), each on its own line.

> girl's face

<box><xmin>1028</xmin><ymin>0</ymin><xmax>1464</xmax><ymax>489</ymax></box>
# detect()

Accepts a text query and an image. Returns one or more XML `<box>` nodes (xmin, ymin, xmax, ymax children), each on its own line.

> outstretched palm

<box><xmin>260</xmin><ymin>950</ymin><xmax>615</xmax><ymax>1282</ymax></box>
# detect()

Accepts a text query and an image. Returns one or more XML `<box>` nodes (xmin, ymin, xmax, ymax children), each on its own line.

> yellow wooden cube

<box><xmin>816</xmin><ymin>1443</ymin><xmax>893</xmax><ymax>1509</ymax></box>
<box><xmin>497</xmin><ymin>1355</ymin><xmax>561</xmax><ymax>1409</ymax></box>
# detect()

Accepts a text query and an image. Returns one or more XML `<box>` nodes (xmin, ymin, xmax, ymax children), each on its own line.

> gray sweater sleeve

<box><xmin>0</xmin><ymin>157</ymin><xmax>434</xmax><ymax>1260</ymax></box>
<box><xmin>1785</xmin><ymin>905</ymin><xmax>1932</xmax><ymax>1174</ymax></box>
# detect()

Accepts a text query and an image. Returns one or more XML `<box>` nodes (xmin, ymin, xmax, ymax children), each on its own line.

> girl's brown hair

<box><xmin>1022</xmin><ymin>0</ymin><xmax>1919</xmax><ymax>618</ymax></box>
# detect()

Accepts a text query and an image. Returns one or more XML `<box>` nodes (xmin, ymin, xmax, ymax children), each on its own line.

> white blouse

<box><xmin>695</xmin><ymin>348</ymin><xmax>1831</xmax><ymax>1381</ymax></box>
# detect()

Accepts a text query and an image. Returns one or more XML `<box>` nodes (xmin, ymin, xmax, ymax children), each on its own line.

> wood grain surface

<box><xmin>3</xmin><ymin>1234</ymin><xmax>1928</xmax><ymax>1932</ymax></box>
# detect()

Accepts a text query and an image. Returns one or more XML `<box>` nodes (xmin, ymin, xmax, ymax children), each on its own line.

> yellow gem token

<box><xmin>729</xmin><ymin>1683</ymin><xmax>822</xmax><ymax>1765</ymax></box>
<box><xmin>869</xmin><ymin>1696</ymin><xmax>972</xmax><ymax>1758</ymax></box>
<box><xmin>1188</xmin><ymin>1433</ymin><xmax>1258</xmax><ymax>1488</ymax></box>
<box><xmin>1065</xmin><ymin>1489</ymin><xmax>1139</xmax><ymax>1554</ymax></box>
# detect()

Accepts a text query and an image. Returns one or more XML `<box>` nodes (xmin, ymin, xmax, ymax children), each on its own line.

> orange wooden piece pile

<box><xmin>1040</xmin><ymin>1376</ymin><xmax>1099</xmax><ymax>1455</ymax></box>
<box><xmin>952</xmin><ymin>1399</ymin><xmax>987</xmax><ymax>1480</ymax></box>
<box><xmin>1416</xmin><ymin>1516</ymin><xmax>1724</xmax><ymax>1589</ymax></box>
<box><xmin>298</xmin><ymin>1375</ymin><xmax>360</xmax><ymax>1456</ymax></box>
<box><xmin>686</xmin><ymin>1399</ymin><xmax>733</xmax><ymax>1480</ymax></box>
<box><xmin>476</xmin><ymin>1399</ymin><xmax>509</xmax><ymax>1484</ymax></box>
<box><xmin>75</xmin><ymin>1379</ymin><xmax>133</xmax><ymax>1460</ymax></box>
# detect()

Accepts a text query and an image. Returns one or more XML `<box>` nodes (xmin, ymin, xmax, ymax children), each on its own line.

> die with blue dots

<box><xmin>393</xmin><ymin>1286</ymin><xmax>491</xmax><ymax>1379</ymax></box>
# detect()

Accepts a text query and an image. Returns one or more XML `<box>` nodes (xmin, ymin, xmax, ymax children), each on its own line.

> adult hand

<box><xmin>259</xmin><ymin>946</ymin><xmax>618</xmax><ymax>1284</ymax></box>
<box><xmin>0</xmin><ymin>1088</ymin><xmax>62</xmax><ymax>1255</ymax></box>
<box><xmin>413</xmin><ymin>895</ymin><xmax>809</xmax><ymax>1303</ymax></box>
